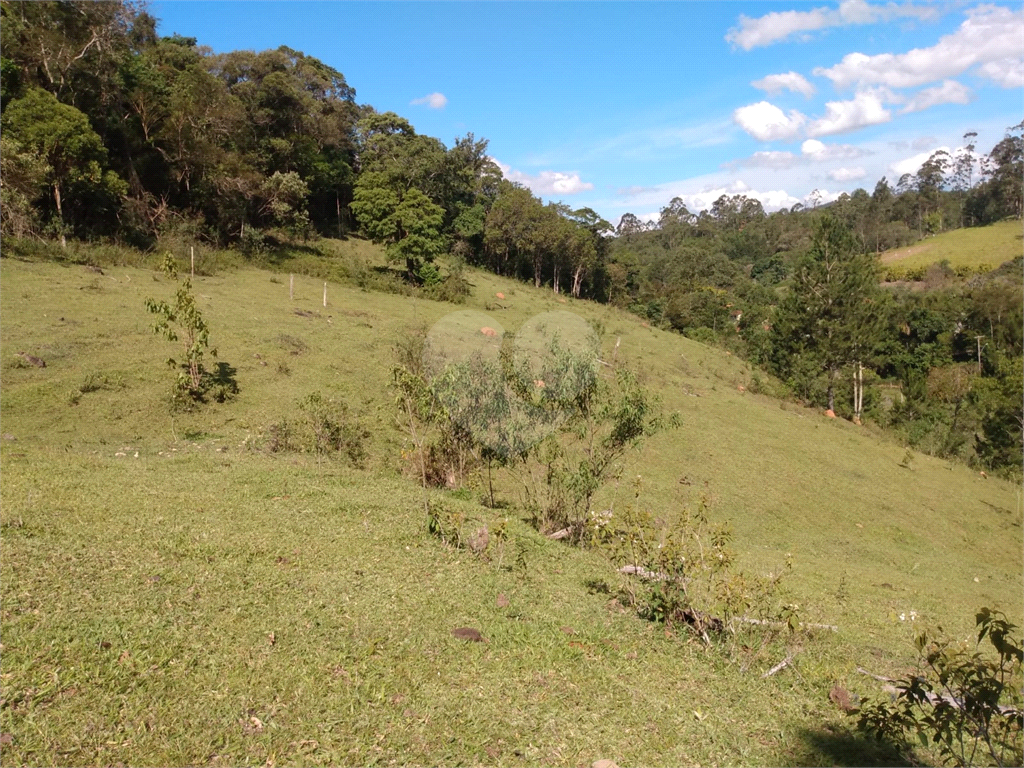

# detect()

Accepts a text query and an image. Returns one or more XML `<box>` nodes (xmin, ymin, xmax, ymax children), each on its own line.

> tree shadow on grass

<box><xmin>208</xmin><ymin>361</ymin><xmax>239</xmax><ymax>402</ymax></box>
<box><xmin>791</xmin><ymin>725</ymin><xmax>914</xmax><ymax>767</ymax></box>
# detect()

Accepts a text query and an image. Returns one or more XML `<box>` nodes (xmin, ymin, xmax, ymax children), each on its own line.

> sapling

<box><xmin>145</xmin><ymin>253</ymin><xmax>216</xmax><ymax>402</ymax></box>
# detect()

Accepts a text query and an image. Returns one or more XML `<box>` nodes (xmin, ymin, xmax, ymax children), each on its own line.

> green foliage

<box><xmin>855</xmin><ymin>608</ymin><xmax>1024</xmax><ymax>767</ymax></box>
<box><xmin>0</xmin><ymin>134</ymin><xmax>49</xmax><ymax>237</ymax></box>
<box><xmin>521</xmin><ymin>359</ymin><xmax>679</xmax><ymax>543</ymax></box>
<box><xmin>297</xmin><ymin>391</ymin><xmax>369</xmax><ymax>467</ymax></box>
<box><xmin>1</xmin><ymin>87</ymin><xmax>126</xmax><ymax>240</ymax></box>
<box><xmin>144</xmin><ymin>253</ymin><xmax>234</xmax><ymax>404</ymax></box>
<box><xmin>602</xmin><ymin>478</ymin><xmax>794</xmax><ymax>641</ymax></box>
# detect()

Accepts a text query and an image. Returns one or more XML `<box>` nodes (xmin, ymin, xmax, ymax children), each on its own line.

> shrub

<box><xmin>603</xmin><ymin>478</ymin><xmax>795</xmax><ymax>642</ymax></box>
<box><xmin>297</xmin><ymin>391</ymin><xmax>369</xmax><ymax>468</ymax></box>
<box><xmin>855</xmin><ymin>608</ymin><xmax>1023</xmax><ymax>767</ymax></box>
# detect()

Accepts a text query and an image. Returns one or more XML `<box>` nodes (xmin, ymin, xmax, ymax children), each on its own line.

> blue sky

<box><xmin>152</xmin><ymin>1</ymin><xmax>1024</xmax><ymax>225</ymax></box>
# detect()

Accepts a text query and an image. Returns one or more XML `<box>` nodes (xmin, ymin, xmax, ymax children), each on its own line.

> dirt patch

<box><xmin>881</xmin><ymin>244</ymin><xmax>930</xmax><ymax>264</ymax></box>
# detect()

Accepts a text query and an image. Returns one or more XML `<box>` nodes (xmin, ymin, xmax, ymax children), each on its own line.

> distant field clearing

<box><xmin>880</xmin><ymin>219</ymin><xmax>1022</xmax><ymax>270</ymax></box>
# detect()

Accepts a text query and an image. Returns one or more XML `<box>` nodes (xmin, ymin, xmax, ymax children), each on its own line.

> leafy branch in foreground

<box><xmin>855</xmin><ymin>608</ymin><xmax>1023</xmax><ymax>767</ymax></box>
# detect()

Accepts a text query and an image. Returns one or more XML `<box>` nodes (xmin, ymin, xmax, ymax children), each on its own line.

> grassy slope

<box><xmin>1</xmin><ymin>249</ymin><xmax>1021</xmax><ymax>767</ymax></box>
<box><xmin>880</xmin><ymin>219</ymin><xmax>1023</xmax><ymax>270</ymax></box>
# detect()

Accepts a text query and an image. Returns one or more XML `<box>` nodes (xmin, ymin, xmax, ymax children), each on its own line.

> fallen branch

<box><xmin>736</xmin><ymin>616</ymin><xmax>839</xmax><ymax>632</ymax></box>
<box><xmin>547</xmin><ymin>528</ymin><xmax>571</xmax><ymax>540</ymax></box>
<box><xmin>857</xmin><ymin>667</ymin><xmax>1019</xmax><ymax>716</ymax></box>
<box><xmin>763</xmin><ymin>654</ymin><xmax>794</xmax><ymax>678</ymax></box>
<box><xmin>856</xmin><ymin>666</ymin><xmax>893</xmax><ymax>682</ymax></box>
<box><xmin>618</xmin><ymin>564</ymin><xmax>670</xmax><ymax>581</ymax></box>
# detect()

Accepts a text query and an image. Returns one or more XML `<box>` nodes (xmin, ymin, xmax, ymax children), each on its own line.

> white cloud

<box><xmin>726</xmin><ymin>0</ymin><xmax>939</xmax><ymax>50</ymax></box>
<box><xmin>889</xmin><ymin>146</ymin><xmax>951</xmax><ymax>177</ymax></box>
<box><xmin>739</xmin><ymin>150</ymin><xmax>800</xmax><ymax>169</ymax></box>
<box><xmin>828</xmin><ymin>167</ymin><xmax>868</xmax><ymax>181</ymax></box>
<box><xmin>901</xmin><ymin>80</ymin><xmax>972</xmax><ymax>114</ymax></box>
<box><xmin>733</xmin><ymin>101</ymin><xmax>807</xmax><ymax>141</ymax></box>
<box><xmin>807</xmin><ymin>91</ymin><xmax>891</xmax><ymax>137</ymax></box>
<box><xmin>751</xmin><ymin>71</ymin><xmax>816</xmax><ymax>98</ymax></box>
<box><xmin>672</xmin><ymin>181</ymin><xmax>803</xmax><ymax>213</ymax></box>
<box><xmin>813</xmin><ymin>5</ymin><xmax>1024</xmax><ymax>89</ymax></box>
<box><xmin>800</xmin><ymin>138</ymin><xmax>872</xmax><ymax>160</ymax></box>
<box><xmin>729</xmin><ymin>140</ymin><xmax>873</xmax><ymax>170</ymax></box>
<box><xmin>492</xmin><ymin>159</ymin><xmax>593</xmax><ymax>196</ymax></box>
<box><xmin>611</xmin><ymin>175</ymin><xmax>848</xmax><ymax>214</ymax></box>
<box><xmin>978</xmin><ymin>58</ymin><xmax>1024</xmax><ymax>88</ymax></box>
<box><xmin>410</xmin><ymin>92</ymin><xmax>448</xmax><ymax>109</ymax></box>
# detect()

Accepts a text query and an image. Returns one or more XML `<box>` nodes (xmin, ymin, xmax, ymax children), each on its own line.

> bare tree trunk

<box><xmin>53</xmin><ymin>183</ymin><xmax>66</xmax><ymax>248</ymax></box>
<box><xmin>572</xmin><ymin>265</ymin><xmax>584</xmax><ymax>297</ymax></box>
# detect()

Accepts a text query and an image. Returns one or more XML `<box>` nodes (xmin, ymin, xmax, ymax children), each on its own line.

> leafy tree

<box><xmin>0</xmin><ymin>134</ymin><xmax>49</xmax><ymax>237</ymax></box>
<box><xmin>770</xmin><ymin>215</ymin><xmax>883</xmax><ymax>413</ymax></box>
<box><xmin>1</xmin><ymin>87</ymin><xmax>125</xmax><ymax>244</ymax></box>
<box><xmin>351</xmin><ymin>180</ymin><xmax>445</xmax><ymax>281</ymax></box>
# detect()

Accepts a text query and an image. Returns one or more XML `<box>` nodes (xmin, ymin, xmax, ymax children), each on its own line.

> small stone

<box><xmin>496</xmin><ymin>593</ymin><xmax>509</xmax><ymax>608</ymax></box>
<box><xmin>495</xmin><ymin>292</ymin><xmax>505</xmax><ymax>299</ymax></box>
<box><xmin>592</xmin><ymin>760</ymin><xmax>619</xmax><ymax>768</ymax></box>
<box><xmin>829</xmin><ymin>685</ymin><xmax>855</xmax><ymax>712</ymax></box>
<box><xmin>467</xmin><ymin>525</ymin><xmax>489</xmax><ymax>554</ymax></box>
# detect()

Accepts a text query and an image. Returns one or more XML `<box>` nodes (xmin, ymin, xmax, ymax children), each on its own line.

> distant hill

<box><xmin>880</xmin><ymin>219</ymin><xmax>1022</xmax><ymax>277</ymax></box>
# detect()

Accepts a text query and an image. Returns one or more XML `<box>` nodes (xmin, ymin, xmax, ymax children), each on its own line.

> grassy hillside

<box><xmin>880</xmin><ymin>219</ymin><xmax>1023</xmax><ymax>273</ymax></box>
<box><xmin>2</xmin><ymin>249</ymin><xmax>1021</xmax><ymax>766</ymax></box>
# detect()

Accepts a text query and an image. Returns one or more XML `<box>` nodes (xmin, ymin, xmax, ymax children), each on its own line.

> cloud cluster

<box><xmin>735</xmin><ymin>79</ymin><xmax>976</xmax><ymax>140</ymax></box>
<box><xmin>733</xmin><ymin>102</ymin><xmax>806</xmax><ymax>141</ymax></box>
<box><xmin>889</xmin><ymin>146</ymin><xmax>952</xmax><ymax>177</ymax></box>
<box><xmin>828</xmin><ymin>167</ymin><xmax>867</xmax><ymax>182</ymax></box>
<box><xmin>493</xmin><ymin>160</ymin><xmax>594</xmax><ymax>196</ymax></box>
<box><xmin>751</xmin><ymin>71</ymin><xmax>816</xmax><ymax>98</ymax></box>
<box><xmin>808</xmin><ymin>90</ymin><xmax>891</xmax><ymax>136</ymax></box>
<box><xmin>900</xmin><ymin>80</ymin><xmax>972</xmax><ymax>114</ymax></box>
<box><xmin>726</xmin><ymin>0</ymin><xmax>938</xmax><ymax>50</ymax></box>
<box><xmin>978</xmin><ymin>58</ymin><xmax>1024</xmax><ymax>89</ymax></box>
<box><xmin>614</xmin><ymin>177</ymin><xmax>843</xmax><ymax>216</ymax></box>
<box><xmin>410</xmin><ymin>92</ymin><xmax>448</xmax><ymax>109</ymax></box>
<box><xmin>731</xmin><ymin>139</ymin><xmax>872</xmax><ymax>169</ymax></box>
<box><xmin>813</xmin><ymin>5</ymin><xmax>1024</xmax><ymax>89</ymax></box>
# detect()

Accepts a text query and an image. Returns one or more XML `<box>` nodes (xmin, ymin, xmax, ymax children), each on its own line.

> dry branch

<box><xmin>763</xmin><ymin>654</ymin><xmax>794</xmax><ymax>678</ymax></box>
<box><xmin>856</xmin><ymin>666</ymin><xmax>1019</xmax><ymax>716</ymax></box>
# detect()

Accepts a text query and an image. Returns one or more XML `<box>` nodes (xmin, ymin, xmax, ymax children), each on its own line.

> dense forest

<box><xmin>1</xmin><ymin>0</ymin><xmax>1021</xmax><ymax>475</ymax></box>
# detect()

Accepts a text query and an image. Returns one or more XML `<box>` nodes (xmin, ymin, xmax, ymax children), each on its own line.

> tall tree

<box><xmin>771</xmin><ymin>215</ymin><xmax>882</xmax><ymax>413</ymax></box>
<box><xmin>1</xmin><ymin>87</ymin><xmax>125</xmax><ymax>244</ymax></box>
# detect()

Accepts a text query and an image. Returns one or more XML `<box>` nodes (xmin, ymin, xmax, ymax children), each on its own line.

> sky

<box><xmin>151</xmin><ymin>1</ymin><xmax>1024</xmax><ymax>226</ymax></box>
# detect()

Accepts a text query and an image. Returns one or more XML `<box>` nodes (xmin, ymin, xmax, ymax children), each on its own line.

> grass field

<box><xmin>1</xmin><ymin>247</ymin><xmax>1021</xmax><ymax>766</ymax></box>
<box><xmin>880</xmin><ymin>219</ymin><xmax>1023</xmax><ymax>271</ymax></box>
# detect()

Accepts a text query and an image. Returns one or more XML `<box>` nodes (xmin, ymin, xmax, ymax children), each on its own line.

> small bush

<box><xmin>297</xmin><ymin>391</ymin><xmax>370</xmax><ymax>468</ymax></box>
<box><xmin>266</xmin><ymin>419</ymin><xmax>296</xmax><ymax>453</ymax></box>
<box><xmin>602</xmin><ymin>479</ymin><xmax>796</xmax><ymax>643</ymax></box>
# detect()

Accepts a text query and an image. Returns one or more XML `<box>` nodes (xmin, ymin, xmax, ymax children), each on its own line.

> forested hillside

<box><xmin>1</xmin><ymin>0</ymin><xmax>1021</xmax><ymax>475</ymax></box>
